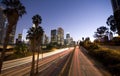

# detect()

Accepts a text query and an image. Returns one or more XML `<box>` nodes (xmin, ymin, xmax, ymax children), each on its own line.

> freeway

<box><xmin>2</xmin><ymin>48</ymin><xmax>69</xmax><ymax>70</ymax></box>
<box><xmin>1</xmin><ymin>47</ymin><xmax>74</xmax><ymax>76</ymax></box>
<box><xmin>69</xmin><ymin>46</ymin><xmax>104</xmax><ymax>76</ymax></box>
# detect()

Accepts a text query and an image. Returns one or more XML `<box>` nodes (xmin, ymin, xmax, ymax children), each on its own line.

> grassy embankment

<box><xmin>81</xmin><ymin>42</ymin><xmax>120</xmax><ymax>76</ymax></box>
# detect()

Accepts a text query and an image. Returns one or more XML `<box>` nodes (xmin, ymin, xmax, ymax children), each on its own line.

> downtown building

<box><xmin>42</xmin><ymin>33</ymin><xmax>49</xmax><ymax>45</ymax></box>
<box><xmin>65</xmin><ymin>33</ymin><xmax>71</xmax><ymax>45</ymax></box>
<box><xmin>65</xmin><ymin>33</ymin><xmax>75</xmax><ymax>46</ymax></box>
<box><xmin>111</xmin><ymin>0</ymin><xmax>120</xmax><ymax>12</ymax></box>
<box><xmin>51</xmin><ymin>27</ymin><xmax>64</xmax><ymax>45</ymax></box>
<box><xmin>57</xmin><ymin>27</ymin><xmax>64</xmax><ymax>45</ymax></box>
<box><xmin>111</xmin><ymin>0</ymin><xmax>120</xmax><ymax>35</ymax></box>
<box><xmin>51</xmin><ymin>29</ymin><xmax>57</xmax><ymax>44</ymax></box>
<box><xmin>65</xmin><ymin>33</ymin><xmax>72</xmax><ymax>45</ymax></box>
<box><xmin>16</xmin><ymin>33</ymin><xmax>22</xmax><ymax>44</ymax></box>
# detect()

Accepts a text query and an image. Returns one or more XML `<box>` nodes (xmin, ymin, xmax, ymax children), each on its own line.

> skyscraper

<box><xmin>18</xmin><ymin>34</ymin><xmax>22</xmax><ymax>42</ymax></box>
<box><xmin>42</xmin><ymin>33</ymin><xmax>49</xmax><ymax>45</ymax></box>
<box><xmin>51</xmin><ymin>29</ymin><xmax>57</xmax><ymax>44</ymax></box>
<box><xmin>66</xmin><ymin>33</ymin><xmax>71</xmax><ymax>45</ymax></box>
<box><xmin>111</xmin><ymin>0</ymin><xmax>120</xmax><ymax>12</ymax></box>
<box><xmin>57</xmin><ymin>27</ymin><xmax>64</xmax><ymax>45</ymax></box>
<box><xmin>0</xmin><ymin>7</ymin><xmax>6</xmax><ymax>44</ymax></box>
<box><xmin>111</xmin><ymin>0</ymin><xmax>120</xmax><ymax>35</ymax></box>
<box><xmin>66</xmin><ymin>33</ymin><xmax>70</xmax><ymax>39</ymax></box>
<box><xmin>22</xmin><ymin>29</ymin><xmax>28</xmax><ymax>42</ymax></box>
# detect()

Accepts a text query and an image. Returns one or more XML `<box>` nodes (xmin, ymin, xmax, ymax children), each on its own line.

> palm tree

<box><xmin>26</xmin><ymin>27</ymin><xmax>37</xmax><ymax>76</ymax></box>
<box><xmin>32</xmin><ymin>14</ymin><xmax>42</xmax><ymax>27</ymax></box>
<box><xmin>32</xmin><ymin>14</ymin><xmax>43</xmax><ymax>75</ymax></box>
<box><xmin>35</xmin><ymin>26</ymin><xmax>44</xmax><ymax>74</ymax></box>
<box><xmin>26</xmin><ymin>14</ymin><xmax>43</xmax><ymax>76</ymax></box>
<box><xmin>0</xmin><ymin>0</ymin><xmax>26</xmax><ymax>73</ymax></box>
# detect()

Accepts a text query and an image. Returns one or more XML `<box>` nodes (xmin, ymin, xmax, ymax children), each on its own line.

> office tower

<box><xmin>42</xmin><ymin>33</ymin><xmax>49</xmax><ymax>45</ymax></box>
<box><xmin>22</xmin><ymin>29</ymin><xmax>28</xmax><ymax>41</ymax></box>
<box><xmin>57</xmin><ymin>27</ymin><xmax>64</xmax><ymax>45</ymax></box>
<box><xmin>66</xmin><ymin>33</ymin><xmax>71</xmax><ymax>45</ymax></box>
<box><xmin>66</xmin><ymin>33</ymin><xmax>70</xmax><ymax>39</ymax></box>
<box><xmin>111</xmin><ymin>0</ymin><xmax>120</xmax><ymax>12</ymax></box>
<box><xmin>51</xmin><ymin>29</ymin><xmax>57</xmax><ymax>44</ymax></box>
<box><xmin>111</xmin><ymin>0</ymin><xmax>120</xmax><ymax>35</ymax></box>
<box><xmin>16</xmin><ymin>33</ymin><xmax>22</xmax><ymax>44</ymax></box>
<box><xmin>18</xmin><ymin>34</ymin><xmax>22</xmax><ymax>42</ymax></box>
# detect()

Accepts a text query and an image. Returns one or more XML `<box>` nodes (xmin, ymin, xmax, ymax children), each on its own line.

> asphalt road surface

<box><xmin>69</xmin><ymin>46</ymin><xmax>103</xmax><ymax>76</ymax></box>
<box><xmin>2</xmin><ymin>48</ymin><xmax>69</xmax><ymax>70</ymax></box>
<box><xmin>1</xmin><ymin>48</ymin><xmax>74</xmax><ymax>76</ymax></box>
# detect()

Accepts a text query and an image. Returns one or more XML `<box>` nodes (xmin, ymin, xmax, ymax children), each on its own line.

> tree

<box><xmin>14</xmin><ymin>42</ymin><xmax>28</xmax><ymax>56</ymax></box>
<box><xmin>0</xmin><ymin>0</ymin><xmax>26</xmax><ymax>73</ymax></box>
<box><xmin>26</xmin><ymin>14</ymin><xmax>43</xmax><ymax>76</ymax></box>
<box><xmin>106</xmin><ymin>15</ymin><xmax>117</xmax><ymax>34</ymax></box>
<box><xmin>35</xmin><ymin>26</ymin><xmax>44</xmax><ymax>74</ymax></box>
<box><xmin>94</xmin><ymin>26</ymin><xmax>108</xmax><ymax>40</ymax></box>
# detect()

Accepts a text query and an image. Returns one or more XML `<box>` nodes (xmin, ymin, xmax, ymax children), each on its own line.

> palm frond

<box><xmin>1</xmin><ymin>0</ymin><xmax>26</xmax><ymax>17</ymax></box>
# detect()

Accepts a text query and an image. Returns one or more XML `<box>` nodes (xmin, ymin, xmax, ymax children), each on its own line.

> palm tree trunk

<box><xmin>30</xmin><ymin>41</ymin><xmax>35</xmax><ymax>76</ymax></box>
<box><xmin>30</xmin><ymin>50</ymin><xmax>35</xmax><ymax>76</ymax></box>
<box><xmin>36</xmin><ymin>47</ymin><xmax>40</xmax><ymax>74</ymax></box>
<box><xmin>0</xmin><ymin>39</ymin><xmax>8</xmax><ymax>74</ymax></box>
<box><xmin>41</xmin><ymin>47</ymin><xmax>43</xmax><ymax>60</ymax></box>
<box><xmin>0</xmin><ymin>27</ymin><xmax>11</xmax><ymax>74</ymax></box>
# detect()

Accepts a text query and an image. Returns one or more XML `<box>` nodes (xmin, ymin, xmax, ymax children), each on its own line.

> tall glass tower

<box><xmin>111</xmin><ymin>0</ymin><xmax>120</xmax><ymax>35</ymax></box>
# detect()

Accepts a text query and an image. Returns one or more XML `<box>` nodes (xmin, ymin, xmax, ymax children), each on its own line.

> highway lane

<box><xmin>37</xmin><ymin>48</ymin><xmax>73</xmax><ymax>76</ymax></box>
<box><xmin>1</xmin><ymin>47</ymin><xmax>74</xmax><ymax>76</ymax></box>
<box><xmin>69</xmin><ymin>46</ymin><xmax>103</xmax><ymax>76</ymax></box>
<box><xmin>2</xmin><ymin>48</ymin><xmax>69</xmax><ymax>70</ymax></box>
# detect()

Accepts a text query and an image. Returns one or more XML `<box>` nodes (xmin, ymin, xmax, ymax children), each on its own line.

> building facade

<box><xmin>111</xmin><ymin>0</ymin><xmax>120</xmax><ymax>35</ymax></box>
<box><xmin>51</xmin><ymin>29</ymin><xmax>57</xmax><ymax>44</ymax></box>
<box><xmin>16</xmin><ymin>33</ymin><xmax>22</xmax><ymax>44</ymax></box>
<box><xmin>66</xmin><ymin>33</ymin><xmax>71</xmax><ymax>45</ymax></box>
<box><xmin>42</xmin><ymin>33</ymin><xmax>49</xmax><ymax>45</ymax></box>
<box><xmin>111</xmin><ymin>0</ymin><xmax>120</xmax><ymax>12</ymax></box>
<box><xmin>57</xmin><ymin>27</ymin><xmax>64</xmax><ymax>45</ymax></box>
<box><xmin>18</xmin><ymin>34</ymin><xmax>22</xmax><ymax>42</ymax></box>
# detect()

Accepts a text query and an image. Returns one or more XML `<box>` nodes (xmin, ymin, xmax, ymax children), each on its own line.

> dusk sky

<box><xmin>15</xmin><ymin>0</ymin><xmax>113</xmax><ymax>41</ymax></box>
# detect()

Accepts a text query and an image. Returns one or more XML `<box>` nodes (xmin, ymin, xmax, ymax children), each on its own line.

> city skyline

<box><xmin>1</xmin><ymin>0</ymin><xmax>113</xmax><ymax>42</ymax></box>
